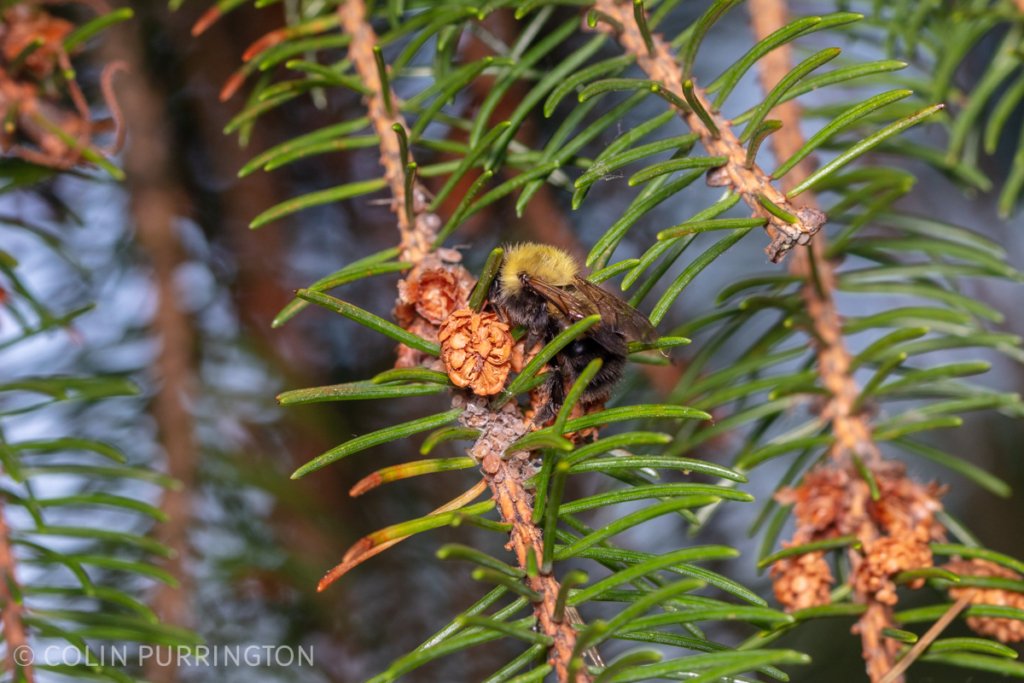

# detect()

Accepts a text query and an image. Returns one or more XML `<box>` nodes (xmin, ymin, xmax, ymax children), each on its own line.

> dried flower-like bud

<box><xmin>777</xmin><ymin>465</ymin><xmax>851</xmax><ymax>536</ymax></box>
<box><xmin>771</xmin><ymin>550</ymin><xmax>834</xmax><ymax>611</ymax></box>
<box><xmin>854</xmin><ymin>527</ymin><xmax>933</xmax><ymax>605</ymax></box>
<box><xmin>946</xmin><ymin>558</ymin><xmax>1024</xmax><ymax>643</ymax></box>
<box><xmin>870</xmin><ymin>461</ymin><xmax>946</xmax><ymax>539</ymax></box>
<box><xmin>416</xmin><ymin>268</ymin><xmax>469</xmax><ymax>324</ymax></box>
<box><xmin>397</xmin><ymin>267</ymin><xmax>471</xmax><ymax>326</ymax></box>
<box><xmin>778</xmin><ymin>461</ymin><xmax>946</xmax><ymax>543</ymax></box>
<box><xmin>394</xmin><ymin>264</ymin><xmax>474</xmax><ymax>369</ymax></box>
<box><xmin>439</xmin><ymin>309</ymin><xmax>512</xmax><ymax>396</ymax></box>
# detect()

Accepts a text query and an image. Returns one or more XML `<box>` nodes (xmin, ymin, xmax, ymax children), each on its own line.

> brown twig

<box><xmin>878</xmin><ymin>592</ymin><xmax>973</xmax><ymax>683</ymax></box>
<box><xmin>339</xmin><ymin>1</ymin><xmax>591</xmax><ymax>678</ymax></box>
<box><xmin>746</xmin><ymin>2</ymin><xmax>877</xmax><ymax>468</ymax></box>
<box><xmin>0</xmin><ymin>498</ymin><xmax>35</xmax><ymax>683</ymax></box>
<box><xmin>463</xmin><ymin>397</ymin><xmax>592</xmax><ymax>681</ymax></box>
<box><xmin>0</xmin><ymin>4</ymin><xmax>109</xmax><ymax>171</ymax></box>
<box><xmin>339</xmin><ymin>0</ymin><xmax>436</xmax><ymax>265</ymax></box>
<box><xmin>747</xmin><ymin>1</ymin><xmax>913</xmax><ymax>680</ymax></box>
<box><xmin>590</xmin><ymin>0</ymin><xmax>825</xmax><ymax>263</ymax></box>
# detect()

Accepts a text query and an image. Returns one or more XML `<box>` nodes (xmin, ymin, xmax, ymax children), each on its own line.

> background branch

<box><xmin>749</xmin><ymin>1</ymin><xmax>933</xmax><ymax>680</ymax></box>
<box><xmin>104</xmin><ymin>20</ymin><xmax>199</xmax><ymax>680</ymax></box>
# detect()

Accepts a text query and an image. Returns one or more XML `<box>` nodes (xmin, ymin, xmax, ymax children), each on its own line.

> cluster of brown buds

<box><xmin>0</xmin><ymin>2</ymin><xmax>122</xmax><ymax>170</ymax></box>
<box><xmin>771</xmin><ymin>550</ymin><xmax>833</xmax><ymax>611</ymax></box>
<box><xmin>396</xmin><ymin>260</ymin><xmax>519</xmax><ymax>400</ymax></box>
<box><xmin>771</xmin><ymin>460</ymin><xmax>945</xmax><ymax>612</ymax></box>
<box><xmin>855</xmin><ymin>528</ymin><xmax>934</xmax><ymax>605</ymax></box>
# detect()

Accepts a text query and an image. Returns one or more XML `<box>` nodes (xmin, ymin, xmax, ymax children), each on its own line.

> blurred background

<box><xmin>2</xmin><ymin>1</ymin><xmax>1023</xmax><ymax>681</ymax></box>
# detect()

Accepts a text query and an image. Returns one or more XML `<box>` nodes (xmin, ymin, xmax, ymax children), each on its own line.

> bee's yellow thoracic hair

<box><xmin>499</xmin><ymin>243</ymin><xmax>579</xmax><ymax>294</ymax></box>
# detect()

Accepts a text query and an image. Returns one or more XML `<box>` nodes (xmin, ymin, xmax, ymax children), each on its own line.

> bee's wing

<box><xmin>523</xmin><ymin>275</ymin><xmax>658</xmax><ymax>343</ymax></box>
<box><xmin>573</xmin><ymin>277</ymin><xmax>659</xmax><ymax>343</ymax></box>
<box><xmin>521</xmin><ymin>276</ymin><xmax>599</xmax><ymax>321</ymax></box>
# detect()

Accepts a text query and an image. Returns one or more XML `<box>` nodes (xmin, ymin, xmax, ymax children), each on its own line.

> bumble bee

<box><xmin>491</xmin><ymin>243</ymin><xmax>658</xmax><ymax>421</ymax></box>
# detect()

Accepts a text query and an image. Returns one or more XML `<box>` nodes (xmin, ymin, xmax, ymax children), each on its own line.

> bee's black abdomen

<box><xmin>493</xmin><ymin>278</ymin><xmax>630</xmax><ymax>421</ymax></box>
<box><xmin>552</xmin><ymin>334</ymin><xmax>627</xmax><ymax>412</ymax></box>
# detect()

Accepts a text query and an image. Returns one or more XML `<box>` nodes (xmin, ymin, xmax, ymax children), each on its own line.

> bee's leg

<box><xmin>524</xmin><ymin>328</ymin><xmax>545</xmax><ymax>356</ymax></box>
<box><xmin>577</xmin><ymin>350</ymin><xmax>626</xmax><ymax>412</ymax></box>
<box><xmin>532</xmin><ymin>367</ymin><xmax>564</xmax><ymax>426</ymax></box>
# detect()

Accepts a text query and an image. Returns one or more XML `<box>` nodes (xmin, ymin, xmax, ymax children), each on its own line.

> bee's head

<box><xmin>499</xmin><ymin>242</ymin><xmax>578</xmax><ymax>296</ymax></box>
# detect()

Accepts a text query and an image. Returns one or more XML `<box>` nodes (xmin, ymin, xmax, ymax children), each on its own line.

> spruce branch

<box><xmin>590</xmin><ymin>0</ymin><xmax>826</xmax><ymax>263</ymax></box>
<box><xmin>749</xmin><ymin>2</ymin><xmax>946</xmax><ymax>682</ymax></box>
<box><xmin>462</xmin><ymin>398</ymin><xmax>593</xmax><ymax>682</ymax></box>
<box><xmin>337</xmin><ymin>2</ymin><xmax>591</xmax><ymax>678</ymax></box>
<box><xmin>745</xmin><ymin>1</ymin><xmax>876</xmax><ymax>470</ymax></box>
<box><xmin>0</xmin><ymin>498</ymin><xmax>35</xmax><ymax>683</ymax></box>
